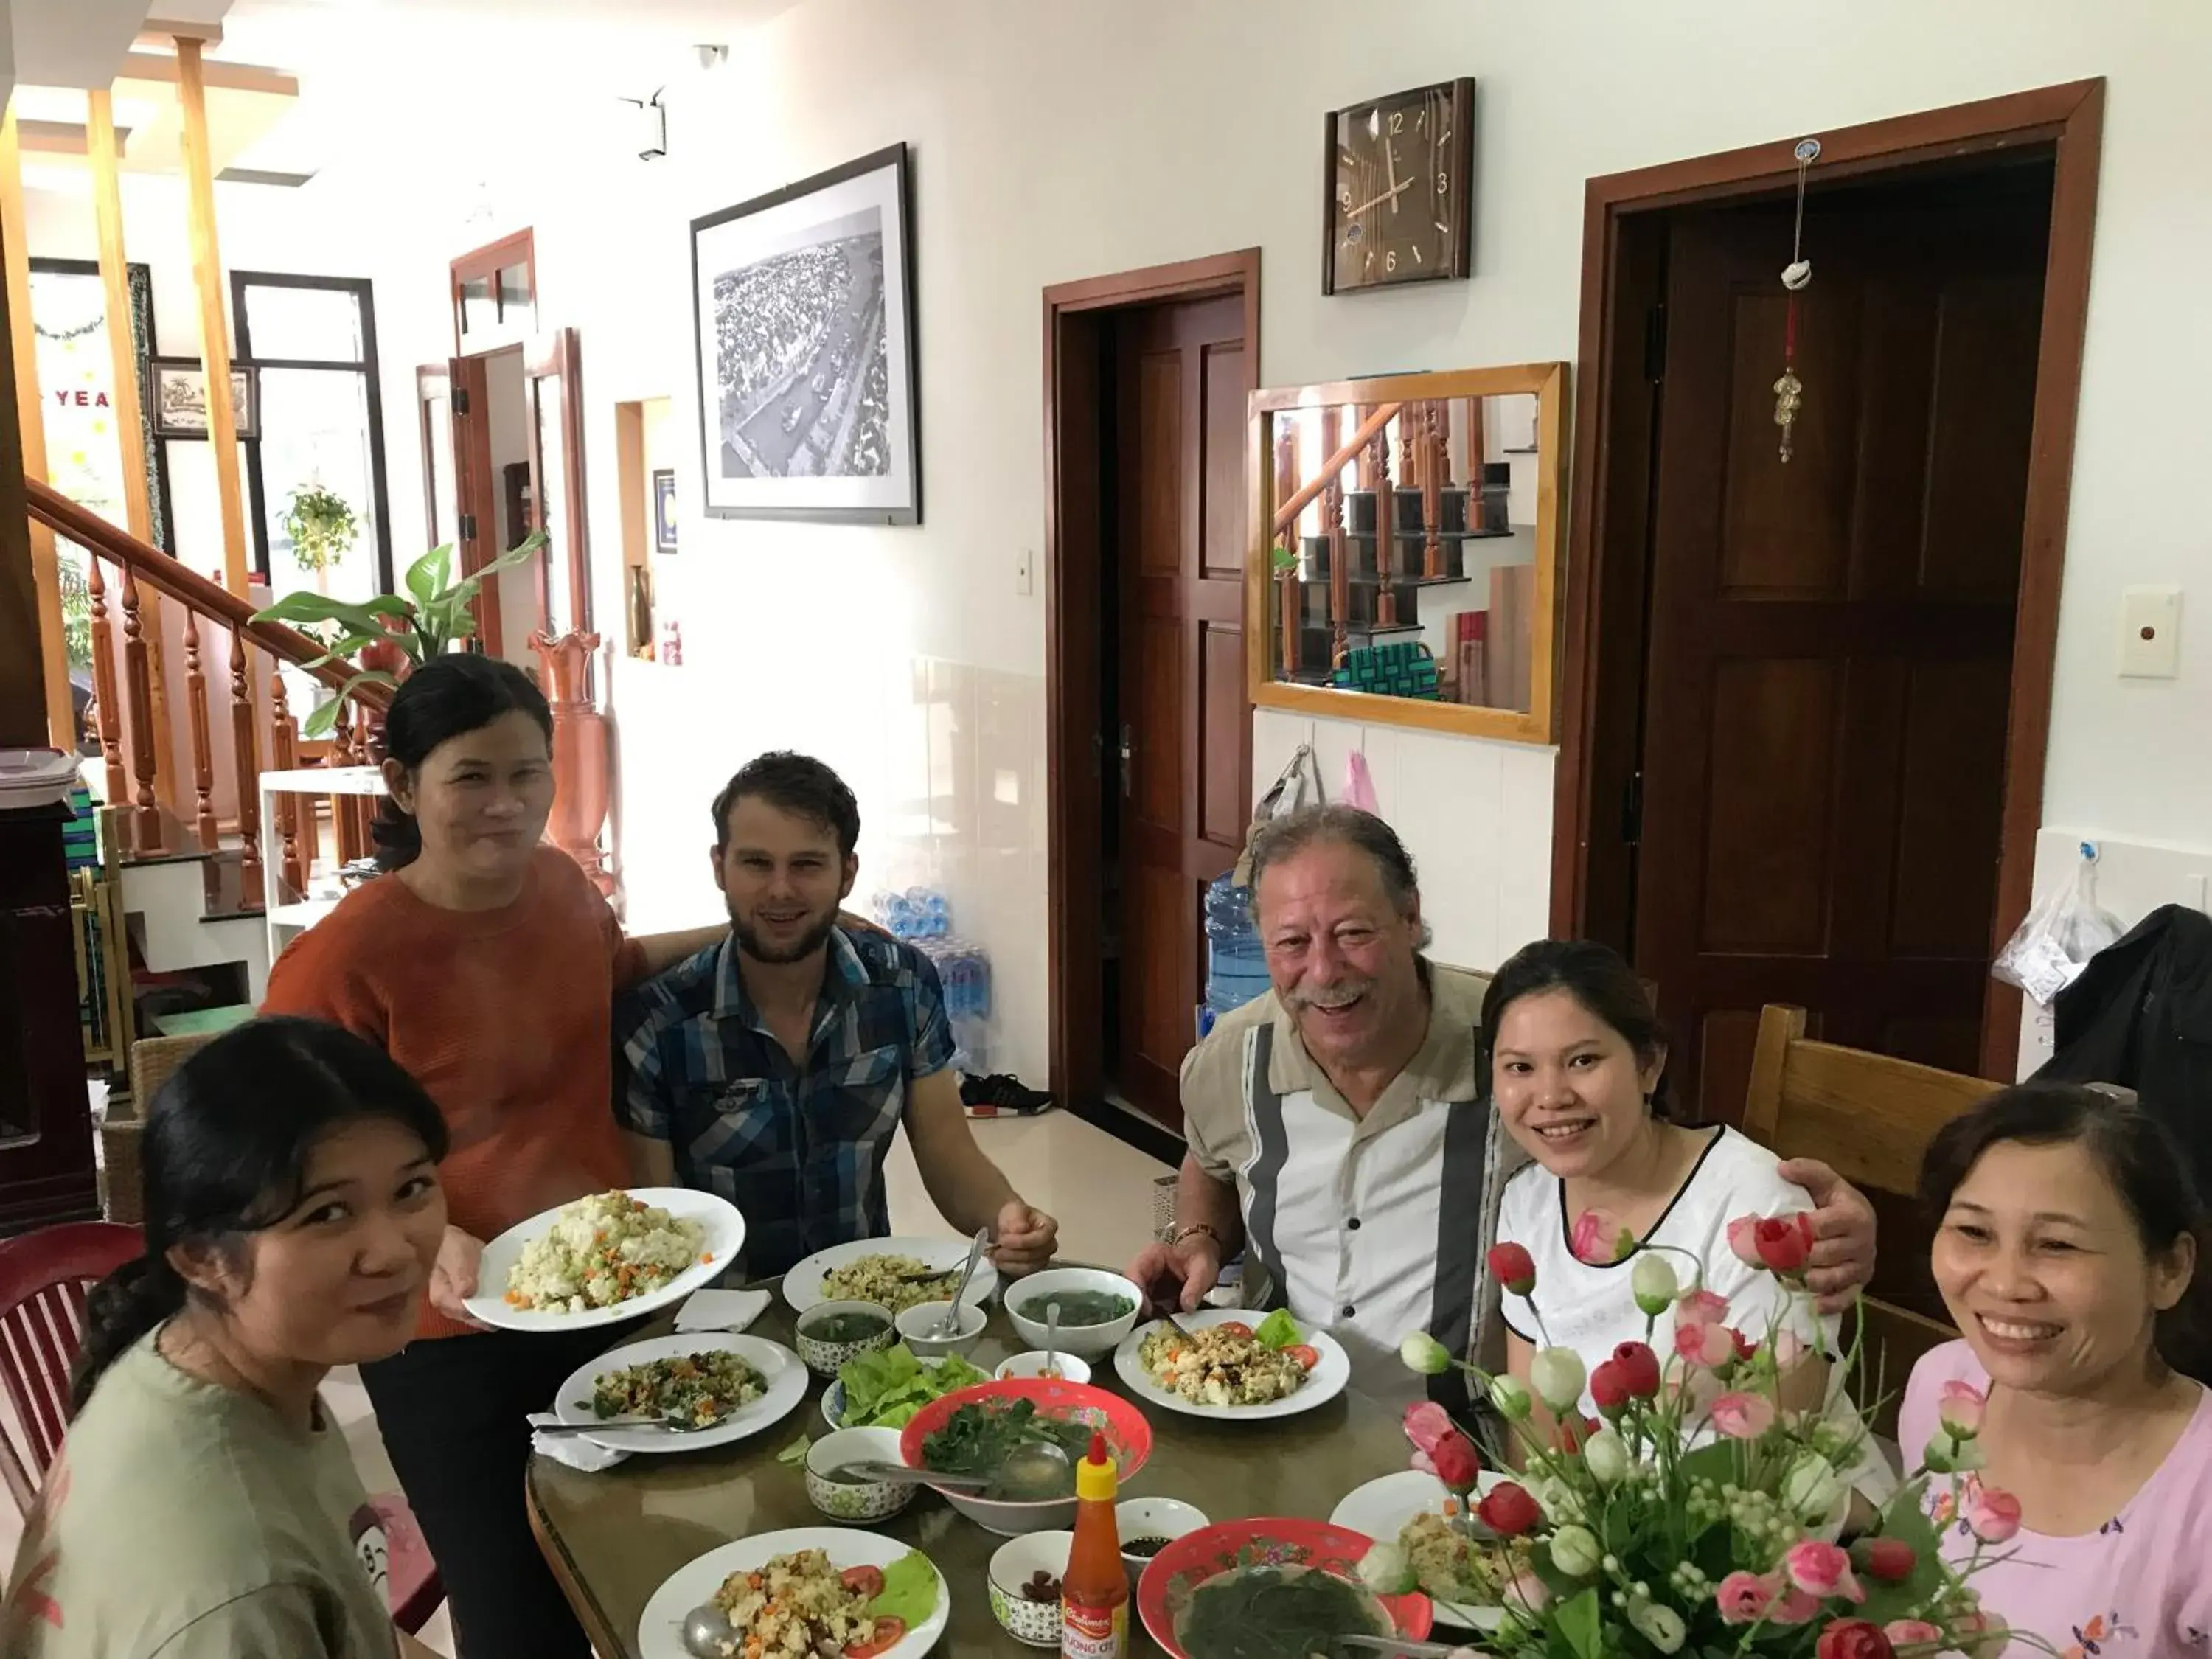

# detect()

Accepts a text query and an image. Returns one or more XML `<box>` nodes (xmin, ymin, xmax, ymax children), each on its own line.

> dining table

<box><xmin>526</xmin><ymin>1282</ymin><xmax>1422</xmax><ymax>1657</ymax></box>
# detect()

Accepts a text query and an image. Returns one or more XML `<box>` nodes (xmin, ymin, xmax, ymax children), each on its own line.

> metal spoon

<box><xmin>1045</xmin><ymin>1299</ymin><xmax>1061</xmax><ymax>1381</ymax></box>
<box><xmin>840</xmin><ymin>1441</ymin><xmax>1075</xmax><ymax>1500</ymax></box>
<box><xmin>682</xmin><ymin>1602</ymin><xmax>734</xmax><ymax>1657</ymax></box>
<box><xmin>936</xmin><ymin>1225</ymin><xmax>991</xmax><ymax>1336</ymax></box>
<box><xmin>1336</xmin><ymin>1636</ymin><xmax>1470</xmax><ymax>1659</ymax></box>
<box><xmin>538</xmin><ymin>1414</ymin><xmax>703</xmax><ymax>1436</ymax></box>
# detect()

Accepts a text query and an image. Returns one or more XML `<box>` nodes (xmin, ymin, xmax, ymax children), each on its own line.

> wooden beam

<box><xmin>172</xmin><ymin>38</ymin><xmax>252</xmax><ymax>599</ymax></box>
<box><xmin>0</xmin><ymin>111</ymin><xmax>77</xmax><ymax>750</ymax></box>
<box><xmin>87</xmin><ymin>89</ymin><xmax>177</xmax><ymax>801</ymax></box>
<box><xmin>139</xmin><ymin>18</ymin><xmax>224</xmax><ymax>45</ymax></box>
<box><xmin>117</xmin><ymin>52</ymin><xmax>298</xmax><ymax>97</ymax></box>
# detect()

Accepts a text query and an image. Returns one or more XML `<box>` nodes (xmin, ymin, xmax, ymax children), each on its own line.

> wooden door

<box><xmin>524</xmin><ymin>329</ymin><xmax>591</xmax><ymax>647</ymax></box>
<box><xmin>1112</xmin><ymin>296</ymin><xmax>1252</xmax><ymax>1124</ymax></box>
<box><xmin>1635</xmin><ymin>178</ymin><xmax>2049</xmax><ymax>1121</ymax></box>
<box><xmin>416</xmin><ymin>357</ymin><xmax>498</xmax><ymax>653</ymax></box>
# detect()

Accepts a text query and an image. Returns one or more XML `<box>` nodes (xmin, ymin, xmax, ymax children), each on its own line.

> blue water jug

<box><xmin>1203</xmin><ymin>871</ymin><xmax>1270</xmax><ymax>1016</ymax></box>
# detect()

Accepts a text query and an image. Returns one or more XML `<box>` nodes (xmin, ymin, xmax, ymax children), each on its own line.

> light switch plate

<box><xmin>1015</xmin><ymin>549</ymin><xmax>1034</xmax><ymax>597</ymax></box>
<box><xmin>2119</xmin><ymin>585</ymin><xmax>2181</xmax><ymax>678</ymax></box>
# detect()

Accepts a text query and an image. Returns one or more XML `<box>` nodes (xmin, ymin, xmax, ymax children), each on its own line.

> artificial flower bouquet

<box><xmin>1377</xmin><ymin>1217</ymin><xmax>2027</xmax><ymax>1658</ymax></box>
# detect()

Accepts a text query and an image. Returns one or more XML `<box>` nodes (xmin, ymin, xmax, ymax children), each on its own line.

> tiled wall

<box><xmin>1251</xmin><ymin>706</ymin><xmax>1554</xmax><ymax>978</ymax></box>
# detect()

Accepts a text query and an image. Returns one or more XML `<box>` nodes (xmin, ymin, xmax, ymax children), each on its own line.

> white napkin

<box><xmin>529</xmin><ymin>1413</ymin><xmax>630</xmax><ymax>1472</ymax></box>
<box><xmin>673</xmin><ymin>1287</ymin><xmax>771</xmax><ymax>1333</ymax></box>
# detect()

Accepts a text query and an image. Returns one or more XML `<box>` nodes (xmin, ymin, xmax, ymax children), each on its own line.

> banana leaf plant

<box><xmin>251</xmin><ymin>532</ymin><xmax>547</xmax><ymax>737</ymax></box>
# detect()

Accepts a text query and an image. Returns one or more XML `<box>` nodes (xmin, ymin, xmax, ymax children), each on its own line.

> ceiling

<box><xmin>11</xmin><ymin>0</ymin><xmax>158</xmax><ymax>90</ymax></box>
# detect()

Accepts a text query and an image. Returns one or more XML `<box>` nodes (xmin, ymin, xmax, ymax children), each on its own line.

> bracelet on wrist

<box><xmin>1170</xmin><ymin>1222</ymin><xmax>1222</xmax><ymax>1251</ymax></box>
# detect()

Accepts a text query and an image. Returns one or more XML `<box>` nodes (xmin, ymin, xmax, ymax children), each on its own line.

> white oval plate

<box><xmin>782</xmin><ymin>1237</ymin><xmax>999</xmax><ymax>1315</ymax></box>
<box><xmin>551</xmin><ymin>1332</ymin><xmax>807</xmax><ymax>1454</ymax></box>
<box><xmin>1110</xmin><ymin>1307</ymin><xmax>1351</xmax><ymax>1421</ymax></box>
<box><xmin>1329</xmin><ymin>1467</ymin><xmax>1509</xmax><ymax>1631</ymax></box>
<box><xmin>637</xmin><ymin>1528</ymin><xmax>948</xmax><ymax>1659</ymax></box>
<box><xmin>465</xmin><ymin>1188</ymin><xmax>745</xmax><ymax>1332</ymax></box>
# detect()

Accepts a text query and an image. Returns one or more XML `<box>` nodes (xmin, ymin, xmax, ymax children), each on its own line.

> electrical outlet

<box><xmin>1015</xmin><ymin>549</ymin><xmax>1034</xmax><ymax>596</ymax></box>
<box><xmin>2119</xmin><ymin>585</ymin><xmax>2181</xmax><ymax>678</ymax></box>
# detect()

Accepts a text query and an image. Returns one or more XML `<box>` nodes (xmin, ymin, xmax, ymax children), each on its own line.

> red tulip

<box><xmin>1552</xmin><ymin>1413</ymin><xmax>1601</xmax><ymax>1453</ymax></box>
<box><xmin>1488</xmin><ymin>1242</ymin><xmax>1537</xmax><ymax>1297</ymax></box>
<box><xmin>1589</xmin><ymin>1359</ymin><xmax>1632</xmax><ymax>1416</ymax></box>
<box><xmin>1754</xmin><ymin>1212</ymin><xmax>1817</xmax><ymax>1274</ymax></box>
<box><xmin>1854</xmin><ymin>1537</ymin><xmax>1916</xmax><ymax>1585</ymax></box>
<box><xmin>1609</xmin><ymin>1340</ymin><xmax>1662</xmax><ymax>1399</ymax></box>
<box><xmin>1430</xmin><ymin>1432</ymin><xmax>1483</xmax><ymax>1491</ymax></box>
<box><xmin>1814</xmin><ymin>1620</ymin><xmax>1895</xmax><ymax>1659</ymax></box>
<box><xmin>1475</xmin><ymin>1481</ymin><xmax>1542</xmax><ymax>1538</ymax></box>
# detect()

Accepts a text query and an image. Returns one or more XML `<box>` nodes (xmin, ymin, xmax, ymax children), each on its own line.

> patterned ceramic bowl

<box><xmin>795</xmin><ymin>1300</ymin><xmax>895</xmax><ymax>1379</ymax></box>
<box><xmin>987</xmin><ymin>1530</ymin><xmax>1074</xmax><ymax>1648</ymax></box>
<box><xmin>802</xmin><ymin>1426</ymin><xmax>914</xmax><ymax>1523</ymax></box>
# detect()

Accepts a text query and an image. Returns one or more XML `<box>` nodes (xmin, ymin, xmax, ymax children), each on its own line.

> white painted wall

<box><xmin>39</xmin><ymin>0</ymin><xmax>2212</xmax><ymax>1087</ymax></box>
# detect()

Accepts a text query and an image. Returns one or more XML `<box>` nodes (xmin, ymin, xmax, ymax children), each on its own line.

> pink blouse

<box><xmin>1898</xmin><ymin>1341</ymin><xmax>2212</xmax><ymax>1658</ymax></box>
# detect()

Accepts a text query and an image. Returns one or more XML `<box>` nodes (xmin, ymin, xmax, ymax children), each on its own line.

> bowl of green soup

<box><xmin>795</xmin><ymin>1299</ymin><xmax>894</xmax><ymax>1377</ymax></box>
<box><xmin>1006</xmin><ymin>1267</ymin><xmax>1144</xmax><ymax>1359</ymax></box>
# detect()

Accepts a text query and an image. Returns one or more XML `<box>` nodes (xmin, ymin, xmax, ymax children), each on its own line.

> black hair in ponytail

<box><xmin>371</xmin><ymin>653</ymin><xmax>554</xmax><ymax>871</ymax></box>
<box><xmin>71</xmin><ymin>1017</ymin><xmax>450</xmax><ymax>1416</ymax></box>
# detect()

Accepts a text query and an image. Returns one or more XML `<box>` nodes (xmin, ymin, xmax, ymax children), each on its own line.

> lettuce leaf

<box><xmin>1255</xmin><ymin>1309</ymin><xmax>1302</xmax><ymax>1349</ymax></box>
<box><xmin>837</xmin><ymin>1344</ymin><xmax>988</xmax><ymax>1429</ymax></box>
<box><xmin>866</xmin><ymin>1551</ymin><xmax>939</xmax><ymax>1626</ymax></box>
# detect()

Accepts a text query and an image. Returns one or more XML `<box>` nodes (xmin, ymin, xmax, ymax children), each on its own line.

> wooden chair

<box><xmin>1739</xmin><ymin>1004</ymin><xmax>2005</xmax><ymax>1440</ymax></box>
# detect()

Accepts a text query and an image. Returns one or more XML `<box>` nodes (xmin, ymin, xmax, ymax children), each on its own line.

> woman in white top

<box><xmin>1486</xmin><ymin>940</ymin><xmax>1837</xmax><ymax>1434</ymax></box>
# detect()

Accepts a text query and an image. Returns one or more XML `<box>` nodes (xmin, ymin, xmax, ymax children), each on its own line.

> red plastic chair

<box><xmin>0</xmin><ymin>1221</ymin><xmax>443</xmax><ymax>1634</ymax></box>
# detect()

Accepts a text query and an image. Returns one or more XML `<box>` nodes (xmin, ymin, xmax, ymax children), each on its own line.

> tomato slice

<box><xmin>846</xmin><ymin>1616</ymin><xmax>905</xmax><ymax>1658</ymax></box>
<box><xmin>1284</xmin><ymin>1343</ymin><xmax>1321</xmax><ymax>1372</ymax></box>
<box><xmin>840</xmin><ymin>1565</ymin><xmax>886</xmax><ymax>1601</ymax></box>
<box><xmin>1215</xmin><ymin>1321</ymin><xmax>1253</xmax><ymax>1339</ymax></box>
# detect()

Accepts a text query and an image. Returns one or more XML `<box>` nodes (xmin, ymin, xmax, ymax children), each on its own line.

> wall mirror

<box><xmin>1249</xmin><ymin>362</ymin><xmax>1568</xmax><ymax>742</ymax></box>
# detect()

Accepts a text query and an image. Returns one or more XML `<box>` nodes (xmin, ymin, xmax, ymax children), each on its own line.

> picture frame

<box><xmin>652</xmin><ymin>468</ymin><xmax>678</xmax><ymax>554</ymax></box>
<box><xmin>150</xmin><ymin>357</ymin><xmax>259</xmax><ymax>440</ymax></box>
<box><xmin>689</xmin><ymin>142</ymin><xmax>921</xmax><ymax>524</ymax></box>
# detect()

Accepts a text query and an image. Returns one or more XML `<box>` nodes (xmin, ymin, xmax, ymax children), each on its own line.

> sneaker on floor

<box><xmin>959</xmin><ymin>1073</ymin><xmax>1054</xmax><ymax>1116</ymax></box>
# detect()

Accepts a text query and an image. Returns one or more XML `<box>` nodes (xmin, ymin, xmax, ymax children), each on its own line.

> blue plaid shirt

<box><xmin>615</xmin><ymin>926</ymin><xmax>955</xmax><ymax>1278</ymax></box>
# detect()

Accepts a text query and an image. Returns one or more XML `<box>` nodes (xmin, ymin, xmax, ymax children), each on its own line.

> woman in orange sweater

<box><xmin>262</xmin><ymin>653</ymin><xmax>720</xmax><ymax>1659</ymax></box>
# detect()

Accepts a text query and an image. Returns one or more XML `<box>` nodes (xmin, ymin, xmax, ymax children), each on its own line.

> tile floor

<box><xmin>67</xmin><ymin>1107</ymin><xmax>1170</xmax><ymax>1656</ymax></box>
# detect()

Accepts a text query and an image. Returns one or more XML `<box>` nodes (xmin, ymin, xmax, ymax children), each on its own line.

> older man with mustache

<box><xmin>1127</xmin><ymin>804</ymin><xmax>1878</xmax><ymax>1406</ymax></box>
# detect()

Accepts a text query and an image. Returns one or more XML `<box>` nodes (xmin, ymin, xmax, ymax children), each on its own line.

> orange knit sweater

<box><xmin>262</xmin><ymin>845</ymin><xmax>646</xmax><ymax>1339</ymax></box>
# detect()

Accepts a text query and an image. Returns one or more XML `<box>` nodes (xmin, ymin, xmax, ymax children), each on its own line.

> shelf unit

<box><xmin>259</xmin><ymin>765</ymin><xmax>386</xmax><ymax>970</ymax></box>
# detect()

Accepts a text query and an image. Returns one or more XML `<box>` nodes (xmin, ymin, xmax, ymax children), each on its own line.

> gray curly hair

<box><xmin>1245</xmin><ymin>804</ymin><xmax>1432</xmax><ymax>949</ymax></box>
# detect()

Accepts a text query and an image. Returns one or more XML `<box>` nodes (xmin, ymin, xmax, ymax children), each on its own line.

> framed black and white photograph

<box><xmin>689</xmin><ymin>142</ymin><xmax>919</xmax><ymax>524</ymax></box>
<box><xmin>150</xmin><ymin>357</ymin><xmax>258</xmax><ymax>440</ymax></box>
<box><xmin>652</xmin><ymin>467</ymin><xmax>678</xmax><ymax>554</ymax></box>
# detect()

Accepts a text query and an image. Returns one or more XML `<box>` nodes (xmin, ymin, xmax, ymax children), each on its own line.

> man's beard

<box><xmin>731</xmin><ymin>907</ymin><xmax>838</xmax><ymax>965</ymax></box>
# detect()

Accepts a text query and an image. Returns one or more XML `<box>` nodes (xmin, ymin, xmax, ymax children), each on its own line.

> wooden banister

<box><xmin>1271</xmin><ymin>402</ymin><xmax>1400</xmax><ymax>535</ymax></box>
<box><xmin>84</xmin><ymin>555</ymin><xmax>125</xmax><ymax>807</ymax></box>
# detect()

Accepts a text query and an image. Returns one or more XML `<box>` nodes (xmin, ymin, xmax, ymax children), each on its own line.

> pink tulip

<box><xmin>1768</xmin><ymin>1586</ymin><xmax>1824</xmax><ymax>1627</ymax></box>
<box><xmin>1570</xmin><ymin>1208</ymin><xmax>1625</xmax><ymax>1265</ymax></box>
<box><xmin>1502</xmin><ymin>1568</ymin><xmax>1550</xmax><ymax>1615</ymax></box>
<box><xmin>1782</xmin><ymin>1540</ymin><xmax>1864</xmax><ymax>1604</ymax></box>
<box><xmin>1710</xmin><ymin>1391</ymin><xmax>1778</xmax><ymax>1439</ymax></box>
<box><xmin>1714</xmin><ymin>1571</ymin><xmax>1779</xmax><ymax>1626</ymax></box>
<box><xmin>1674</xmin><ymin>1317</ymin><xmax>1736</xmax><ymax>1368</ymax></box>
<box><xmin>1726</xmin><ymin>1214</ymin><xmax>1765</xmax><ymax>1267</ymax></box>
<box><xmin>1938</xmin><ymin>1379</ymin><xmax>1986</xmax><ymax>1439</ymax></box>
<box><xmin>1966</xmin><ymin>1488</ymin><xmax>2022</xmax><ymax>1544</ymax></box>
<box><xmin>1675</xmin><ymin>1288</ymin><xmax>1731</xmax><ymax>1326</ymax></box>
<box><xmin>1883</xmin><ymin>1621</ymin><xmax>1943</xmax><ymax>1648</ymax></box>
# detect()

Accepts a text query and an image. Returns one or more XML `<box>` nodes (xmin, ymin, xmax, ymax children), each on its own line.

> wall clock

<box><xmin>1324</xmin><ymin>77</ymin><xmax>1475</xmax><ymax>295</ymax></box>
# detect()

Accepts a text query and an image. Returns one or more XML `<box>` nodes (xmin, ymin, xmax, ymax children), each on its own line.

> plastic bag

<box><xmin>1343</xmin><ymin>751</ymin><xmax>1378</xmax><ymax>814</ymax></box>
<box><xmin>1993</xmin><ymin>848</ymin><xmax>2125</xmax><ymax>1005</ymax></box>
<box><xmin>1234</xmin><ymin>742</ymin><xmax>1324</xmax><ymax>883</ymax></box>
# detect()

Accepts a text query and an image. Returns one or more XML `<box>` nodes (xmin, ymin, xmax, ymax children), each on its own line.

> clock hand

<box><xmin>1344</xmin><ymin>178</ymin><xmax>1416</xmax><ymax>218</ymax></box>
<box><xmin>1385</xmin><ymin>140</ymin><xmax>1399</xmax><ymax>211</ymax></box>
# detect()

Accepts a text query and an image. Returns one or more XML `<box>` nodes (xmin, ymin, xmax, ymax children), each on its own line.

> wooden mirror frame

<box><xmin>1245</xmin><ymin>361</ymin><xmax>1569</xmax><ymax>744</ymax></box>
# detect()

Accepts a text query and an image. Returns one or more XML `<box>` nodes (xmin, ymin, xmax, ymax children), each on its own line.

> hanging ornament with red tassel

<box><xmin>1774</xmin><ymin>137</ymin><xmax>1820</xmax><ymax>464</ymax></box>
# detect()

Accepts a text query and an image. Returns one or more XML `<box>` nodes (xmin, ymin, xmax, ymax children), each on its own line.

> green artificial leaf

<box><xmin>1554</xmin><ymin>1587</ymin><xmax>1601</xmax><ymax>1659</ymax></box>
<box><xmin>302</xmin><ymin>669</ymin><xmax>398</xmax><ymax>738</ymax></box>
<box><xmin>477</xmin><ymin>530</ymin><xmax>549</xmax><ymax>582</ymax></box>
<box><xmin>297</xmin><ymin>631</ymin><xmax>386</xmax><ymax>672</ymax></box>
<box><xmin>251</xmin><ymin>591</ymin><xmax>410</xmax><ymax>632</ymax></box>
<box><xmin>405</xmin><ymin>543</ymin><xmax>453</xmax><ymax>611</ymax></box>
<box><xmin>1851</xmin><ymin>1498</ymin><xmax>1952</xmax><ymax>1627</ymax></box>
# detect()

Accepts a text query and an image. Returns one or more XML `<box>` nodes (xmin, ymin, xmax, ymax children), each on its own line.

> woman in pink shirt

<box><xmin>1901</xmin><ymin>1085</ymin><xmax>2212</xmax><ymax>1658</ymax></box>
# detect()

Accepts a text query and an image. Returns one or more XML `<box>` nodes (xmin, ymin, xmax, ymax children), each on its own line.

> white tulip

<box><xmin>1527</xmin><ymin>1347</ymin><xmax>1587</xmax><ymax>1414</ymax></box>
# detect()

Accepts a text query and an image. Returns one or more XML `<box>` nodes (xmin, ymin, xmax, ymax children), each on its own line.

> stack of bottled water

<box><xmin>875</xmin><ymin>888</ymin><xmax>992</xmax><ymax>1074</ymax></box>
<box><xmin>873</xmin><ymin>886</ymin><xmax>950</xmax><ymax>940</ymax></box>
<box><xmin>1200</xmin><ymin>870</ymin><xmax>1270</xmax><ymax>1037</ymax></box>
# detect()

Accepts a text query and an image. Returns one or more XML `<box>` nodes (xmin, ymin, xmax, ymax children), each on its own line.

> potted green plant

<box><xmin>282</xmin><ymin>483</ymin><xmax>358</xmax><ymax>576</ymax></box>
<box><xmin>251</xmin><ymin>533</ymin><xmax>546</xmax><ymax>736</ymax></box>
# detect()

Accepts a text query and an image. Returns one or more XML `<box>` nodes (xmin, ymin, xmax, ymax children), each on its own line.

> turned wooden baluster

<box><xmin>181</xmin><ymin>608</ymin><xmax>217</xmax><ymax>849</ymax></box>
<box><xmin>355</xmin><ymin>703</ymin><xmax>384</xmax><ymax>855</ymax></box>
<box><xmin>1273</xmin><ymin>423</ymin><xmax>1303</xmax><ymax>676</ymax></box>
<box><xmin>1421</xmin><ymin>402</ymin><xmax>1445</xmax><ymax>579</ymax></box>
<box><xmin>84</xmin><ymin>553</ymin><xmax>126</xmax><ymax>821</ymax></box>
<box><xmin>1370</xmin><ymin>417</ymin><xmax>1398</xmax><ymax>625</ymax></box>
<box><xmin>228</xmin><ymin>632</ymin><xmax>262</xmax><ymax>908</ymax></box>
<box><xmin>270</xmin><ymin>675</ymin><xmax>304</xmax><ymax>899</ymax></box>
<box><xmin>328</xmin><ymin>714</ymin><xmax>362</xmax><ymax>866</ymax></box>
<box><xmin>118</xmin><ymin>562</ymin><xmax>161</xmax><ymax>849</ymax></box>
<box><xmin>1354</xmin><ymin>404</ymin><xmax>1380</xmax><ymax>490</ymax></box>
<box><xmin>1321</xmin><ymin>406</ymin><xmax>1350</xmax><ymax>664</ymax></box>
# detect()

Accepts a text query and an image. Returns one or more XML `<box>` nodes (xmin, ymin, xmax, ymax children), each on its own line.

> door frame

<box><xmin>1042</xmin><ymin>247</ymin><xmax>1260</xmax><ymax>1141</ymax></box>
<box><xmin>1550</xmin><ymin>80</ymin><xmax>2104</xmax><ymax>1084</ymax></box>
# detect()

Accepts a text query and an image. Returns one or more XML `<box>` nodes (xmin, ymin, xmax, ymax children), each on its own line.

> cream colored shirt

<box><xmin>1179</xmin><ymin>961</ymin><xmax>1526</xmax><ymax>1403</ymax></box>
<box><xmin>0</xmin><ymin>1329</ymin><xmax>396</xmax><ymax>1659</ymax></box>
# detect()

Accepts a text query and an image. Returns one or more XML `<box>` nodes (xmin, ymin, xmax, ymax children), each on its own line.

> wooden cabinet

<box><xmin>0</xmin><ymin>802</ymin><xmax>101</xmax><ymax>1233</ymax></box>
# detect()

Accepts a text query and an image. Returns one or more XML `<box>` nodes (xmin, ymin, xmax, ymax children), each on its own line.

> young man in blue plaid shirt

<box><xmin>616</xmin><ymin>752</ymin><xmax>1058</xmax><ymax>1280</ymax></box>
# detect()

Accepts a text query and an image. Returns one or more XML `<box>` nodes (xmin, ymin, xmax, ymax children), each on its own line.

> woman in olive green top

<box><xmin>0</xmin><ymin>1018</ymin><xmax>452</xmax><ymax>1659</ymax></box>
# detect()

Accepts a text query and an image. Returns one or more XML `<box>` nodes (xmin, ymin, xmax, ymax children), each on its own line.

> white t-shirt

<box><xmin>1497</xmin><ymin>1125</ymin><xmax>1834</xmax><ymax>1413</ymax></box>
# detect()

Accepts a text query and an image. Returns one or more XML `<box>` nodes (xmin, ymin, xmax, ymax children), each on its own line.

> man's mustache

<box><xmin>1286</xmin><ymin>978</ymin><xmax>1373</xmax><ymax>1012</ymax></box>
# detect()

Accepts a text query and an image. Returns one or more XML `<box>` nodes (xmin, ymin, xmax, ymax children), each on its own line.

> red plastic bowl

<box><xmin>1135</xmin><ymin>1517</ymin><xmax>1433</xmax><ymax>1659</ymax></box>
<box><xmin>897</xmin><ymin>1377</ymin><xmax>1155</xmax><ymax>1534</ymax></box>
